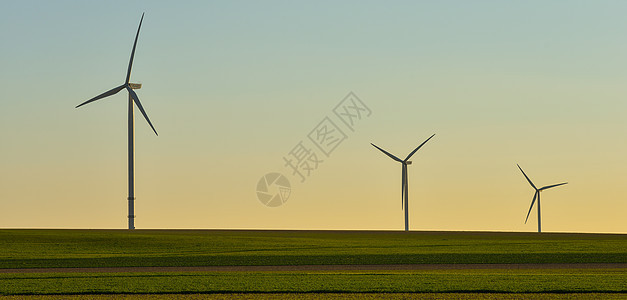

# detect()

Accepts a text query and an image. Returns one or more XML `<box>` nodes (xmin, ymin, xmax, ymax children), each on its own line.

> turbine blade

<box><xmin>401</xmin><ymin>164</ymin><xmax>407</xmax><ymax>210</ymax></box>
<box><xmin>525</xmin><ymin>191</ymin><xmax>538</xmax><ymax>224</ymax></box>
<box><xmin>125</xmin><ymin>13</ymin><xmax>144</xmax><ymax>84</ymax></box>
<box><xmin>371</xmin><ymin>143</ymin><xmax>403</xmax><ymax>162</ymax></box>
<box><xmin>405</xmin><ymin>134</ymin><xmax>435</xmax><ymax>161</ymax></box>
<box><xmin>540</xmin><ymin>182</ymin><xmax>568</xmax><ymax>191</ymax></box>
<box><xmin>517</xmin><ymin>164</ymin><xmax>537</xmax><ymax>190</ymax></box>
<box><xmin>75</xmin><ymin>85</ymin><xmax>125</xmax><ymax>108</ymax></box>
<box><xmin>127</xmin><ymin>87</ymin><xmax>158</xmax><ymax>136</ymax></box>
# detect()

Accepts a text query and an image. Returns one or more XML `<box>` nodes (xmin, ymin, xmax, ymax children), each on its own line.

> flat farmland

<box><xmin>0</xmin><ymin>230</ymin><xmax>625</xmax><ymax>268</ymax></box>
<box><xmin>0</xmin><ymin>229</ymin><xmax>625</xmax><ymax>297</ymax></box>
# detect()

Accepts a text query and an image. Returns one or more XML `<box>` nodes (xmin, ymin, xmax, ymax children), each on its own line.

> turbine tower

<box><xmin>517</xmin><ymin>164</ymin><xmax>567</xmax><ymax>233</ymax></box>
<box><xmin>76</xmin><ymin>13</ymin><xmax>157</xmax><ymax>230</ymax></box>
<box><xmin>372</xmin><ymin>134</ymin><xmax>435</xmax><ymax>231</ymax></box>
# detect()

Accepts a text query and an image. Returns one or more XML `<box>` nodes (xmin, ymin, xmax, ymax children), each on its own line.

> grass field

<box><xmin>0</xmin><ymin>229</ymin><xmax>625</xmax><ymax>268</ymax></box>
<box><xmin>1</xmin><ymin>269</ymin><xmax>625</xmax><ymax>294</ymax></box>
<box><xmin>0</xmin><ymin>229</ymin><xmax>625</xmax><ymax>296</ymax></box>
<box><xmin>2</xmin><ymin>294</ymin><xmax>627</xmax><ymax>300</ymax></box>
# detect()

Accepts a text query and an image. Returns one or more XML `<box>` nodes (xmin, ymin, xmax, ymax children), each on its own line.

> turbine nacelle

<box><xmin>129</xmin><ymin>83</ymin><xmax>142</xmax><ymax>90</ymax></box>
<box><xmin>405</xmin><ymin>161</ymin><xmax>412</xmax><ymax>165</ymax></box>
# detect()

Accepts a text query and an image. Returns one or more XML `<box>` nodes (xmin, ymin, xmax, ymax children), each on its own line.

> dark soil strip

<box><xmin>1</xmin><ymin>263</ymin><xmax>626</xmax><ymax>273</ymax></box>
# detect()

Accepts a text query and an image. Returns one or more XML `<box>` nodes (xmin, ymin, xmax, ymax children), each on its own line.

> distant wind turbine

<box><xmin>76</xmin><ymin>13</ymin><xmax>157</xmax><ymax>230</ymax></box>
<box><xmin>372</xmin><ymin>134</ymin><xmax>435</xmax><ymax>231</ymax></box>
<box><xmin>517</xmin><ymin>164</ymin><xmax>567</xmax><ymax>233</ymax></box>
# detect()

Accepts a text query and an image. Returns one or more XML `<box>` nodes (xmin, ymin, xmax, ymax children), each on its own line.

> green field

<box><xmin>2</xmin><ymin>294</ymin><xmax>627</xmax><ymax>300</ymax></box>
<box><xmin>0</xmin><ymin>229</ymin><xmax>625</xmax><ymax>268</ymax></box>
<box><xmin>0</xmin><ymin>229</ymin><xmax>625</xmax><ymax>296</ymax></box>
<box><xmin>1</xmin><ymin>269</ymin><xmax>625</xmax><ymax>294</ymax></box>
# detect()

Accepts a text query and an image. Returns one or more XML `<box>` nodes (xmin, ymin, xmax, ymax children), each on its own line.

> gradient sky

<box><xmin>1</xmin><ymin>1</ymin><xmax>626</xmax><ymax>233</ymax></box>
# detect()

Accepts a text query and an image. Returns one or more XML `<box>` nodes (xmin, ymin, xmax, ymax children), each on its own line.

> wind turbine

<box><xmin>76</xmin><ymin>13</ymin><xmax>157</xmax><ymax>230</ymax></box>
<box><xmin>371</xmin><ymin>134</ymin><xmax>435</xmax><ymax>231</ymax></box>
<box><xmin>517</xmin><ymin>164</ymin><xmax>567</xmax><ymax>233</ymax></box>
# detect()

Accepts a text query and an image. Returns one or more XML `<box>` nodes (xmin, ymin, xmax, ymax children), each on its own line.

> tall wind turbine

<box><xmin>371</xmin><ymin>134</ymin><xmax>435</xmax><ymax>231</ymax></box>
<box><xmin>517</xmin><ymin>164</ymin><xmax>567</xmax><ymax>233</ymax></box>
<box><xmin>76</xmin><ymin>13</ymin><xmax>157</xmax><ymax>230</ymax></box>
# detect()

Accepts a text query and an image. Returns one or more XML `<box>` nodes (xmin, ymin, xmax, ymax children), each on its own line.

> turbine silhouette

<box><xmin>517</xmin><ymin>164</ymin><xmax>567</xmax><ymax>233</ymax></box>
<box><xmin>372</xmin><ymin>134</ymin><xmax>435</xmax><ymax>231</ymax></box>
<box><xmin>76</xmin><ymin>13</ymin><xmax>157</xmax><ymax>230</ymax></box>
